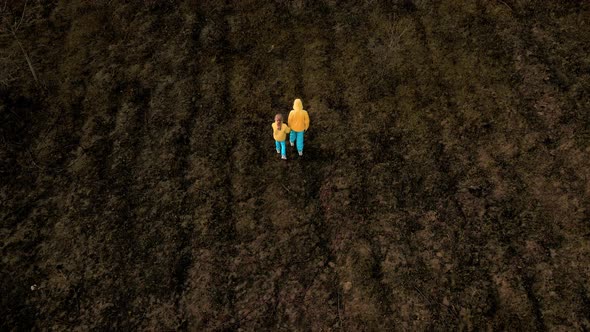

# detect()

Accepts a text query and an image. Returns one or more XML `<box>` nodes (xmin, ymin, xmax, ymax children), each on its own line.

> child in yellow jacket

<box><xmin>272</xmin><ymin>113</ymin><xmax>291</xmax><ymax>160</ymax></box>
<box><xmin>288</xmin><ymin>99</ymin><xmax>310</xmax><ymax>156</ymax></box>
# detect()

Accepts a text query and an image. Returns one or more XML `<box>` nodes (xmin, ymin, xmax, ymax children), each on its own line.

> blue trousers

<box><xmin>275</xmin><ymin>140</ymin><xmax>286</xmax><ymax>156</ymax></box>
<box><xmin>289</xmin><ymin>130</ymin><xmax>305</xmax><ymax>152</ymax></box>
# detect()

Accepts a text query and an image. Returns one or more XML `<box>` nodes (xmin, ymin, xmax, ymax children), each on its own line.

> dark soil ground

<box><xmin>1</xmin><ymin>0</ymin><xmax>590</xmax><ymax>330</ymax></box>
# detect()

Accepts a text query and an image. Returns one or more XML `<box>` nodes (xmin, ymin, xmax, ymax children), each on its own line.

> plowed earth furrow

<box><xmin>3</xmin><ymin>2</ymin><xmax>590</xmax><ymax>331</ymax></box>
<box><xmin>179</xmin><ymin>5</ymin><xmax>240</xmax><ymax>330</ymax></box>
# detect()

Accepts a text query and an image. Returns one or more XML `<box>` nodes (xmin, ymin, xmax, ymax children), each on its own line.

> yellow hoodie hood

<box><xmin>288</xmin><ymin>98</ymin><xmax>310</xmax><ymax>131</ymax></box>
<box><xmin>293</xmin><ymin>99</ymin><xmax>303</xmax><ymax>112</ymax></box>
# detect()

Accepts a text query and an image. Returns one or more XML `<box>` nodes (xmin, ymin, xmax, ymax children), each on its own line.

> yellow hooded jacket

<box><xmin>288</xmin><ymin>99</ymin><xmax>310</xmax><ymax>132</ymax></box>
<box><xmin>272</xmin><ymin>122</ymin><xmax>291</xmax><ymax>141</ymax></box>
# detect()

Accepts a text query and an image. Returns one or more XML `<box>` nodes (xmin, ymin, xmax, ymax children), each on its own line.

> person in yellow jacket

<box><xmin>288</xmin><ymin>98</ymin><xmax>310</xmax><ymax>156</ymax></box>
<box><xmin>272</xmin><ymin>113</ymin><xmax>291</xmax><ymax>160</ymax></box>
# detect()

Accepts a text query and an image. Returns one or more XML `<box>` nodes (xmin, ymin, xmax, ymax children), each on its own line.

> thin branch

<box><xmin>27</xmin><ymin>148</ymin><xmax>43</xmax><ymax>170</ymax></box>
<box><xmin>281</xmin><ymin>183</ymin><xmax>291</xmax><ymax>193</ymax></box>
<box><xmin>43</xmin><ymin>109</ymin><xmax>63</xmax><ymax>135</ymax></box>
<box><xmin>10</xmin><ymin>26</ymin><xmax>38</xmax><ymax>85</ymax></box>
<box><xmin>412</xmin><ymin>284</ymin><xmax>459</xmax><ymax>318</ymax></box>
<box><xmin>386</xmin><ymin>22</ymin><xmax>410</xmax><ymax>51</ymax></box>
<box><xmin>15</xmin><ymin>0</ymin><xmax>27</xmax><ymax>31</ymax></box>
<box><xmin>497</xmin><ymin>0</ymin><xmax>512</xmax><ymax>12</ymax></box>
<box><xmin>397</xmin><ymin>25</ymin><xmax>409</xmax><ymax>40</ymax></box>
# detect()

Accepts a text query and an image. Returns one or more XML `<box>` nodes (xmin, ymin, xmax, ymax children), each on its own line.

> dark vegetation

<box><xmin>1</xmin><ymin>0</ymin><xmax>589</xmax><ymax>330</ymax></box>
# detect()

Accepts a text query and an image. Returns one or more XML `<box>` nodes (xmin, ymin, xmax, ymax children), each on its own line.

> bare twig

<box><xmin>396</xmin><ymin>26</ymin><xmax>409</xmax><ymax>42</ymax></box>
<box><xmin>412</xmin><ymin>285</ymin><xmax>432</xmax><ymax>305</ymax></box>
<box><xmin>281</xmin><ymin>183</ymin><xmax>291</xmax><ymax>193</ymax></box>
<box><xmin>385</xmin><ymin>20</ymin><xmax>410</xmax><ymax>53</ymax></box>
<box><xmin>497</xmin><ymin>0</ymin><xmax>512</xmax><ymax>11</ymax></box>
<box><xmin>412</xmin><ymin>284</ymin><xmax>459</xmax><ymax>318</ymax></box>
<box><xmin>10</xmin><ymin>26</ymin><xmax>38</xmax><ymax>85</ymax></box>
<box><xmin>15</xmin><ymin>0</ymin><xmax>27</xmax><ymax>31</ymax></box>
<box><xmin>27</xmin><ymin>148</ymin><xmax>43</xmax><ymax>170</ymax></box>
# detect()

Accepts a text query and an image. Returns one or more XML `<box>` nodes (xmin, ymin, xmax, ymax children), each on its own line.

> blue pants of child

<box><xmin>289</xmin><ymin>130</ymin><xmax>305</xmax><ymax>152</ymax></box>
<box><xmin>275</xmin><ymin>140</ymin><xmax>286</xmax><ymax>156</ymax></box>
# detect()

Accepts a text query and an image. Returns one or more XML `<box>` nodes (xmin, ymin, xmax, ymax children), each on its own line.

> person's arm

<box><xmin>288</xmin><ymin>111</ymin><xmax>293</xmax><ymax>126</ymax></box>
<box><xmin>304</xmin><ymin>112</ymin><xmax>310</xmax><ymax>131</ymax></box>
<box><xmin>285</xmin><ymin>124</ymin><xmax>291</xmax><ymax>133</ymax></box>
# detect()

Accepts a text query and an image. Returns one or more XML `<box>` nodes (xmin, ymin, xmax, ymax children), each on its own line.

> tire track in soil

<box><xmin>94</xmin><ymin>81</ymin><xmax>171</xmax><ymax>330</ymax></box>
<box><xmin>459</xmin><ymin>6</ymin><xmax>589</xmax><ymax>328</ymax></box>
<box><xmin>496</xmin><ymin>11</ymin><xmax>586</xmax><ymax>329</ymax></box>
<box><xmin>265</xmin><ymin>18</ymin><xmax>338</xmax><ymax>329</ymax></box>
<box><xmin>414</xmin><ymin>6</ymin><xmax>560</xmax><ymax>327</ymax></box>
<box><xmin>34</xmin><ymin>73</ymin><xmax>131</xmax><ymax>329</ymax></box>
<box><xmin>352</xmin><ymin>171</ymin><xmax>397</xmax><ymax>323</ymax></box>
<box><xmin>409</xmin><ymin>13</ymin><xmax>467</xmax><ymax>326</ymax></box>
<box><xmin>223</xmin><ymin>9</ymin><xmax>322</xmax><ymax>328</ymax></box>
<box><xmin>179</xmin><ymin>5</ymin><xmax>238</xmax><ymax>330</ymax></box>
<box><xmin>516</xmin><ymin>11</ymin><xmax>590</xmax><ymax>325</ymax></box>
<box><xmin>425</xmin><ymin>10</ymin><xmax>526</xmax><ymax>326</ymax></box>
<box><xmin>97</xmin><ymin>83</ymin><xmax>151</xmax><ymax>330</ymax></box>
<box><xmin>281</xmin><ymin>10</ymin><xmax>366</xmax><ymax>328</ymax></box>
<box><xmin>339</xmin><ymin>23</ymin><xmax>419</xmax><ymax>324</ymax></box>
<box><xmin>103</xmin><ymin>9</ymin><xmax>228</xmax><ymax>328</ymax></box>
<box><xmin>132</xmin><ymin>76</ymin><xmax>199</xmax><ymax>327</ymax></box>
<box><xmin>220</xmin><ymin>5</ymin><xmax>343</xmax><ymax>328</ymax></box>
<box><xmin>98</xmin><ymin>18</ymin><xmax>203</xmax><ymax>327</ymax></box>
<box><xmin>295</xmin><ymin>7</ymin><xmax>400</xmax><ymax>328</ymax></box>
<box><xmin>227</xmin><ymin>74</ymin><xmax>285</xmax><ymax>328</ymax></box>
<box><xmin>296</xmin><ymin>21</ymin><xmax>345</xmax><ymax>329</ymax></box>
<box><xmin>100</xmin><ymin>12</ymin><xmax>209</xmax><ymax>324</ymax></box>
<box><xmin>167</xmin><ymin>8</ymin><xmax>203</xmax><ymax>316</ymax></box>
<box><xmin>321</xmin><ymin>15</ymin><xmax>402</xmax><ymax>327</ymax></box>
<box><xmin>56</xmin><ymin>9</ymin><xmax>199</xmax><ymax>328</ymax></box>
<box><xmin>209</xmin><ymin>7</ymin><xmax>239</xmax><ymax>326</ymax></box>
